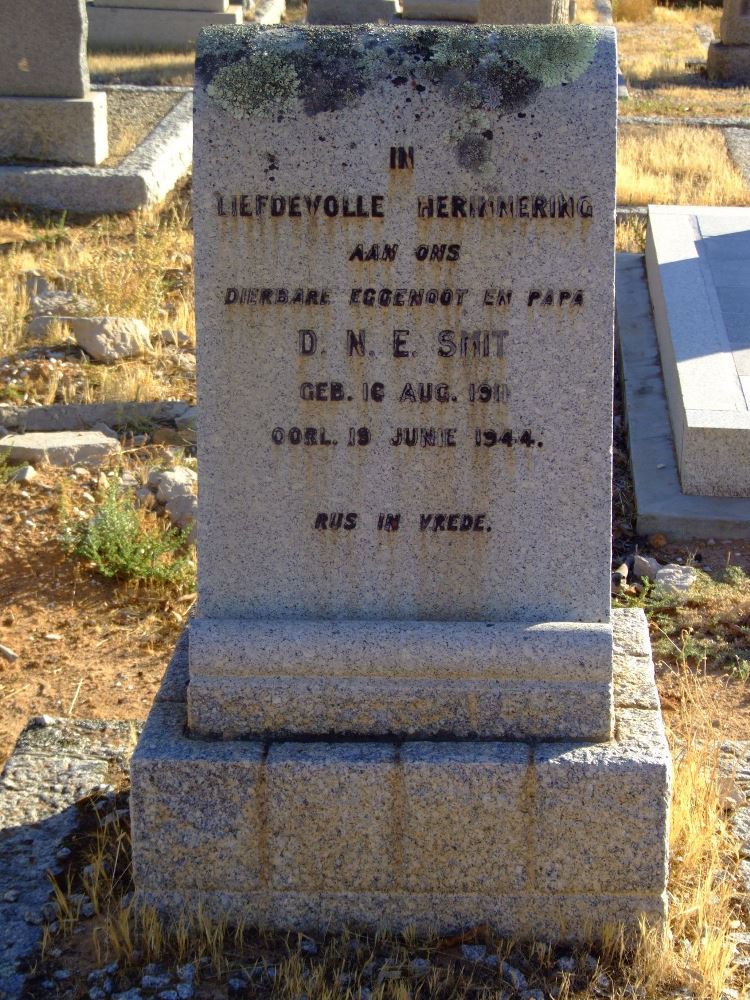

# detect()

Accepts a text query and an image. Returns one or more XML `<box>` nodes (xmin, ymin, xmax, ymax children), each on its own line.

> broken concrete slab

<box><xmin>0</xmin><ymin>430</ymin><xmax>121</xmax><ymax>467</ymax></box>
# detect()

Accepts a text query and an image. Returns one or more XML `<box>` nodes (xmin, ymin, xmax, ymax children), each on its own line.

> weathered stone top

<box><xmin>192</xmin><ymin>23</ymin><xmax>616</xmax><ymax>626</ymax></box>
<box><xmin>196</xmin><ymin>22</ymin><xmax>599</xmax><ymax>123</ymax></box>
<box><xmin>0</xmin><ymin>0</ymin><xmax>89</xmax><ymax>98</ymax></box>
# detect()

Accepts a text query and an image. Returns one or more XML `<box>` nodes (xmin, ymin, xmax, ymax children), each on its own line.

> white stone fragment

<box><xmin>165</xmin><ymin>494</ymin><xmax>198</xmax><ymax>531</ymax></box>
<box><xmin>9</xmin><ymin>464</ymin><xmax>37</xmax><ymax>483</ymax></box>
<box><xmin>654</xmin><ymin>564</ymin><xmax>697</xmax><ymax>594</ymax></box>
<box><xmin>633</xmin><ymin>553</ymin><xmax>660</xmax><ymax>580</ymax></box>
<box><xmin>149</xmin><ymin>467</ymin><xmax>197</xmax><ymax>505</ymax></box>
<box><xmin>68</xmin><ymin>317</ymin><xmax>152</xmax><ymax>362</ymax></box>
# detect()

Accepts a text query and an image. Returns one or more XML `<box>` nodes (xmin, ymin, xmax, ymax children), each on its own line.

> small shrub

<box><xmin>721</xmin><ymin>564</ymin><xmax>747</xmax><ymax>587</ymax></box>
<box><xmin>0</xmin><ymin>449</ymin><xmax>15</xmax><ymax>485</ymax></box>
<box><xmin>613</xmin><ymin>0</ymin><xmax>655</xmax><ymax>20</ymax></box>
<box><xmin>61</xmin><ymin>481</ymin><xmax>194</xmax><ymax>588</ymax></box>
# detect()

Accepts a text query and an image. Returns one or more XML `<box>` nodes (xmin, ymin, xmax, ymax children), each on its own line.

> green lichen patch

<box><xmin>196</xmin><ymin>23</ymin><xmax>601</xmax><ymax>123</ymax></box>
<box><xmin>494</xmin><ymin>24</ymin><xmax>598</xmax><ymax>88</ymax></box>
<box><xmin>207</xmin><ymin>50</ymin><xmax>299</xmax><ymax>118</ymax></box>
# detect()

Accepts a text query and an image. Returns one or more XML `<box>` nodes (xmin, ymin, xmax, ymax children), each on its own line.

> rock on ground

<box><xmin>633</xmin><ymin>553</ymin><xmax>660</xmax><ymax>580</ymax></box>
<box><xmin>148</xmin><ymin>467</ymin><xmax>197</xmax><ymax>505</ymax></box>
<box><xmin>158</xmin><ymin>329</ymin><xmax>191</xmax><ymax>348</ymax></box>
<box><xmin>165</xmin><ymin>493</ymin><xmax>197</xmax><ymax>531</ymax></box>
<box><xmin>67</xmin><ymin>317</ymin><xmax>152</xmax><ymax>362</ymax></box>
<box><xmin>654</xmin><ymin>563</ymin><xmax>697</xmax><ymax>594</ymax></box>
<box><xmin>0</xmin><ymin>431</ymin><xmax>120</xmax><ymax>467</ymax></box>
<box><xmin>28</xmin><ymin>290</ymin><xmax>92</xmax><ymax>318</ymax></box>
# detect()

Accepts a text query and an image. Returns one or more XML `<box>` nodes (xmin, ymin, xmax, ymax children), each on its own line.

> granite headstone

<box><xmin>129</xmin><ymin>23</ymin><xmax>671</xmax><ymax>940</ymax></box>
<box><xmin>188</xmin><ymin>23</ymin><xmax>615</xmax><ymax>741</ymax></box>
<box><xmin>0</xmin><ymin>0</ymin><xmax>88</xmax><ymax>99</ymax></box>
<box><xmin>0</xmin><ymin>0</ymin><xmax>107</xmax><ymax>165</ymax></box>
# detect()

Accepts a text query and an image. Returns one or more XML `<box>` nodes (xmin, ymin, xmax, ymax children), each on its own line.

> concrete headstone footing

<box><xmin>86</xmin><ymin>3</ymin><xmax>245</xmax><ymax>50</ymax></box>
<box><xmin>86</xmin><ymin>0</ymin><xmax>291</xmax><ymax>49</ymax></box>
<box><xmin>0</xmin><ymin>0</ymin><xmax>108</xmax><ymax>166</ymax></box>
<box><xmin>307</xmin><ymin>0</ymin><xmax>570</xmax><ymax>23</ymax></box>
<box><xmin>129</xmin><ymin>23</ymin><xmax>671</xmax><ymax>939</ymax></box>
<box><xmin>708</xmin><ymin>0</ymin><xmax>750</xmax><ymax>82</ymax></box>
<box><xmin>133</xmin><ymin>610</ymin><xmax>670</xmax><ymax>938</ymax></box>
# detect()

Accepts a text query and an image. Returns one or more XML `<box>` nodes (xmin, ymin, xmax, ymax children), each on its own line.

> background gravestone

<box><xmin>707</xmin><ymin>0</ymin><xmax>750</xmax><ymax>81</ymax></box>
<box><xmin>400</xmin><ymin>0</ymin><xmax>569</xmax><ymax>21</ymax></box>
<box><xmin>130</xmin><ymin>23</ymin><xmax>670</xmax><ymax>940</ymax></box>
<box><xmin>307</xmin><ymin>0</ymin><xmax>398</xmax><ymax>23</ymax></box>
<box><xmin>0</xmin><ymin>0</ymin><xmax>107</xmax><ymax>165</ymax></box>
<box><xmin>0</xmin><ymin>0</ymin><xmax>88</xmax><ymax>98</ymax></box>
<box><xmin>721</xmin><ymin>0</ymin><xmax>750</xmax><ymax>44</ymax></box>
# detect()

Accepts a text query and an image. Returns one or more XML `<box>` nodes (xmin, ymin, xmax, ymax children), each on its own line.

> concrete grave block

<box><xmin>719</xmin><ymin>0</ymin><xmax>750</xmax><ymax>46</ymax></box>
<box><xmin>646</xmin><ymin>206</ymin><xmax>750</xmax><ymax>497</ymax></box>
<box><xmin>0</xmin><ymin>93</ymin><xmax>108</xmax><ymax>166</ymax></box>
<box><xmin>188</xmin><ymin>619</ymin><xmax>613</xmax><ymax>739</ymax></box>
<box><xmin>130</xmin><ymin>703</ymin><xmax>265</xmax><ymax>893</ymax></box>
<box><xmin>400</xmin><ymin>741</ymin><xmax>530</xmax><ymax>893</ymax></box>
<box><xmin>266</xmin><ymin>742</ymin><xmax>398</xmax><ymax>892</ymax></box>
<box><xmin>0</xmin><ymin>0</ymin><xmax>89</xmax><ymax>99</ymax></box>
<box><xmin>533</xmin><ymin>708</ymin><xmax>671</xmax><ymax>895</ymax></box>
<box><xmin>0</xmin><ymin>430</ymin><xmax>120</xmax><ymax>466</ymax></box>
<box><xmin>707</xmin><ymin>42</ymin><xmax>750</xmax><ymax>83</ymax></box>
<box><xmin>131</xmin><ymin>611</ymin><xmax>671</xmax><ymax>938</ymax></box>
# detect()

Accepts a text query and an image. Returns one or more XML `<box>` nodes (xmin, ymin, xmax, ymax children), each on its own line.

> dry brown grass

<box><xmin>617</xmin><ymin>125</ymin><xmax>750</xmax><ymax>206</ymax></box>
<box><xmin>0</xmin><ymin>189</ymin><xmax>195</xmax><ymax>405</ymax></box>
<box><xmin>617</xmin><ymin>7</ymin><xmax>718</xmax><ymax>86</ymax></box>
<box><xmin>88</xmin><ymin>50</ymin><xmax>195</xmax><ymax>86</ymax></box>
<box><xmin>616</xmin><ymin>215</ymin><xmax>647</xmax><ymax>252</ymax></box>
<box><xmin>613</xmin><ymin>0</ymin><xmax>655</xmax><ymax>23</ymax></box>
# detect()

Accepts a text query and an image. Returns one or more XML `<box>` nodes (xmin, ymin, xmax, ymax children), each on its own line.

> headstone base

<box><xmin>86</xmin><ymin>4</ymin><xmax>243</xmax><ymax>49</ymax></box>
<box><xmin>0</xmin><ymin>93</ymin><xmax>108</xmax><ymax>166</ymax></box>
<box><xmin>707</xmin><ymin>42</ymin><xmax>750</xmax><ymax>82</ymax></box>
<box><xmin>187</xmin><ymin>619</ymin><xmax>613</xmax><ymax>741</ymax></box>
<box><xmin>130</xmin><ymin>608</ymin><xmax>670</xmax><ymax>942</ymax></box>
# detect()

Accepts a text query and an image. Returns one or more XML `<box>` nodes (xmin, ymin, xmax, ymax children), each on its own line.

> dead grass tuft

<box><xmin>617</xmin><ymin>126</ymin><xmax>750</xmax><ymax>206</ymax></box>
<box><xmin>613</xmin><ymin>0</ymin><xmax>655</xmax><ymax>23</ymax></box>
<box><xmin>616</xmin><ymin>215</ymin><xmax>647</xmax><ymax>253</ymax></box>
<box><xmin>0</xmin><ymin>188</ymin><xmax>195</xmax><ymax>405</ymax></box>
<box><xmin>88</xmin><ymin>50</ymin><xmax>195</xmax><ymax>87</ymax></box>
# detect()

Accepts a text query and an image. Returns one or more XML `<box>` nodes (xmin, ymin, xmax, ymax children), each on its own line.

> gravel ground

<box><xmin>102</xmin><ymin>90</ymin><xmax>183</xmax><ymax>167</ymax></box>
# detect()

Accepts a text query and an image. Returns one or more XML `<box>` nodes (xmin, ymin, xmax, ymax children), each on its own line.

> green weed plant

<box><xmin>61</xmin><ymin>480</ymin><xmax>194</xmax><ymax>589</ymax></box>
<box><xmin>617</xmin><ymin>565</ymin><xmax>750</xmax><ymax>679</ymax></box>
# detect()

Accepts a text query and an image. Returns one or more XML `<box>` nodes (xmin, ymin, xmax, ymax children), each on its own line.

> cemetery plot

<box><xmin>646</xmin><ymin>205</ymin><xmax>750</xmax><ymax>498</ymax></box>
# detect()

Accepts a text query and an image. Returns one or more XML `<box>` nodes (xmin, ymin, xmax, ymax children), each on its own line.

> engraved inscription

<box><xmin>217</xmin><ymin>146</ymin><xmax>590</xmax><ymax>540</ymax></box>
